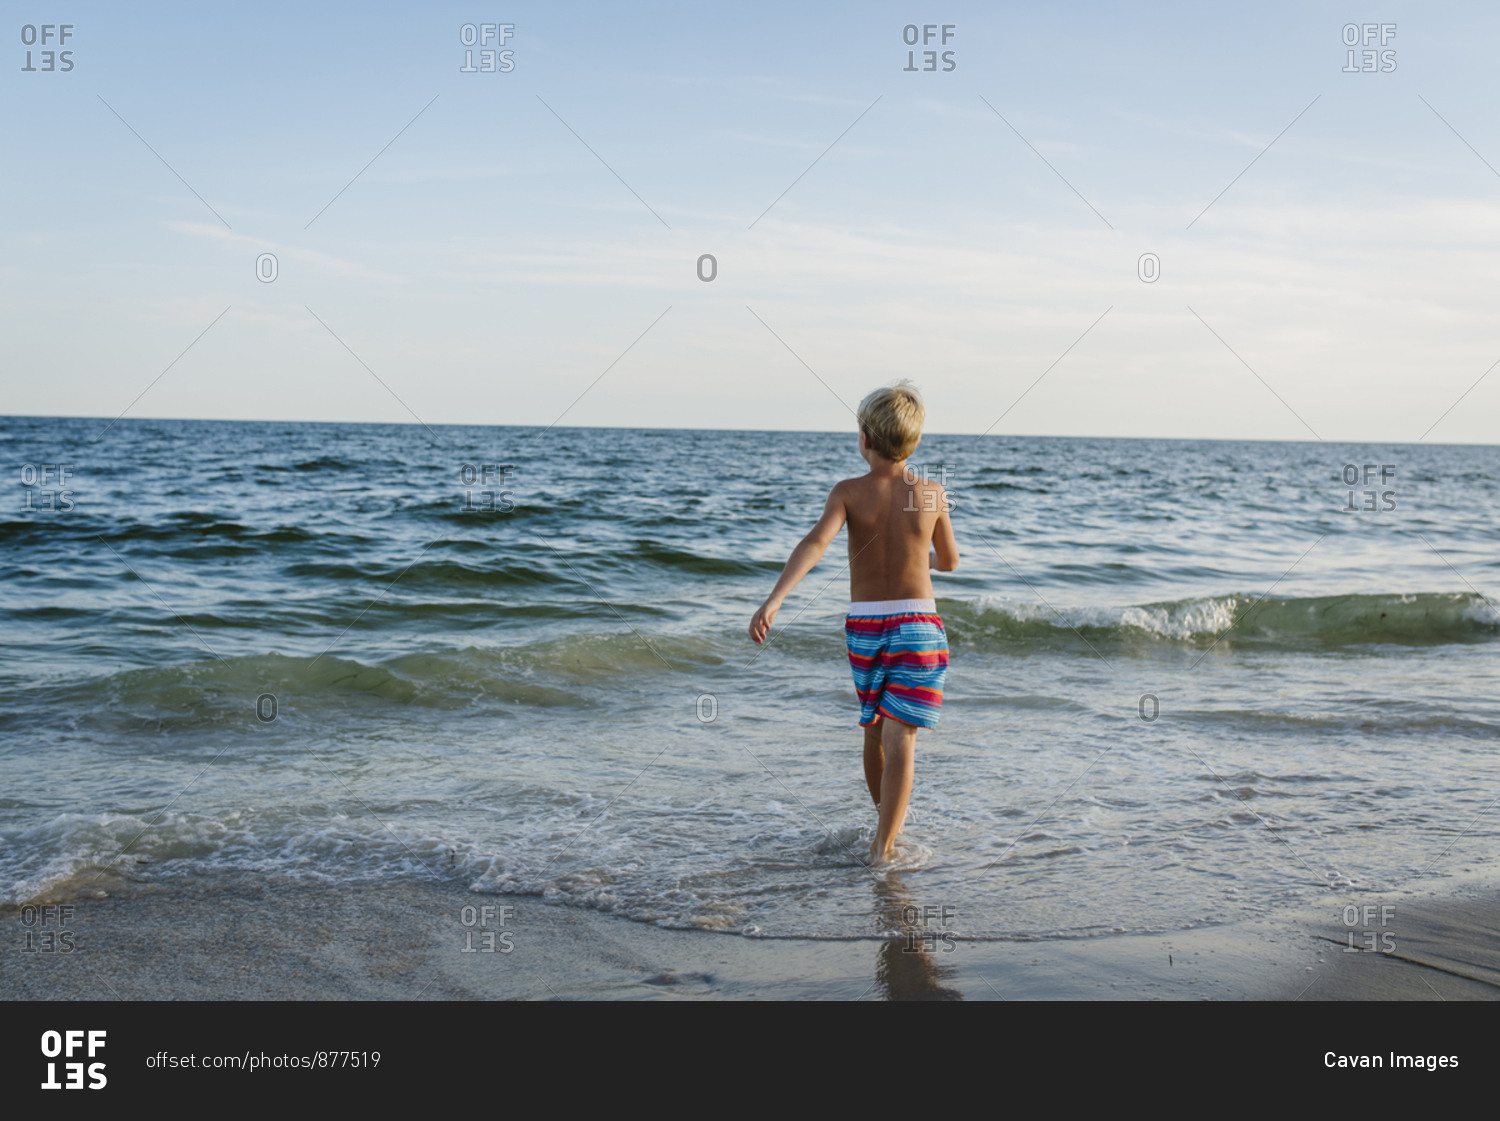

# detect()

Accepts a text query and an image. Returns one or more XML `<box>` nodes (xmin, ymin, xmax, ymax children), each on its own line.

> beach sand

<box><xmin>7</xmin><ymin>872</ymin><xmax>1496</xmax><ymax>1000</ymax></box>
<box><xmin>1281</xmin><ymin>891</ymin><xmax>1500</xmax><ymax>1001</ymax></box>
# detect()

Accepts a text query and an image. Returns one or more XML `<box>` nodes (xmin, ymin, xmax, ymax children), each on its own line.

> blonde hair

<box><xmin>857</xmin><ymin>380</ymin><xmax>925</xmax><ymax>461</ymax></box>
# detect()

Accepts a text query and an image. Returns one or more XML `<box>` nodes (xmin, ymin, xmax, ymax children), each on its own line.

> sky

<box><xmin>3</xmin><ymin>0</ymin><xmax>1498</xmax><ymax>442</ymax></box>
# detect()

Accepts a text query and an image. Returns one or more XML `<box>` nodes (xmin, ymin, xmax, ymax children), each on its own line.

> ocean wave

<box><xmin>627</xmin><ymin>542</ymin><xmax>778</xmax><ymax>577</ymax></box>
<box><xmin>0</xmin><ymin>808</ymin><xmax>892</xmax><ymax>936</ymax></box>
<box><xmin>0</xmin><ymin>808</ymin><xmax>473</xmax><ymax>906</ymax></box>
<box><xmin>15</xmin><ymin>633</ymin><xmax>727</xmax><ymax>728</ymax></box>
<box><xmin>942</xmin><ymin>591</ymin><xmax>1499</xmax><ymax>649</ymax></box>
<box><xmin>282</xmin><ymin>558</ymin><xmax>574</xmax><ymax>588</ymax></box>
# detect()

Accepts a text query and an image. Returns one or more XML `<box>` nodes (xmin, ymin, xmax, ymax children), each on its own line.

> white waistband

<box><xmin>848</xmin><ymin>598</ymin><xmax>936</xmax><ymax>615</ymax></box>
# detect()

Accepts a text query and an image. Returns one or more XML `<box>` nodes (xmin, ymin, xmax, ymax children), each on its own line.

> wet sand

<box><xmin>1276</xmin><ymin>890</ymin><xmax>1500</xmax><ymax>1001</ymax></box>
<box><xmin>6</xmin><ymin>871</ymin><xmax>1495</xmax><ymax>1000</ymax></box>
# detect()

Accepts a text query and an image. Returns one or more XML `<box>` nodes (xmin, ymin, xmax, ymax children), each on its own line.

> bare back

<box><xmin>839</xmin><ymin>472</ymin><xmax>953</xmax><ymax>602</ymax></box>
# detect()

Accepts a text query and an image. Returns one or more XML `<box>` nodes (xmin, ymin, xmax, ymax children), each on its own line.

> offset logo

<box><xmin>20</xmin><ymin>904</ymin><xmax>75</xmax><ymax>953</ymax></box>
<box><xmin>1342</xmin><ymin>23</ymin><xmax>1396</xmax><ymax>72</ymax></box>
<box><xmin>1341</xmin><ymin>462</ymin><xmax>1396</xmax><ymax>513</ymax></box>
<box><xmin>459</xmin><ymin>904</ymin><xmax>515</xmax><ymax>953</ymax></box>
<box><xmin>901</xmin><ymin>23</ymin><xmax>956</xmax><ymax>72</ymax></box>
<box><xmin>459</xmin><ymin>22</ymin><xmax>514</xmax><ymax>72</ymax></box>
<box><xmin>459</xmin><ymin>462</ymin><xmax>515</xmax><ymax>513</ymax></box>
<box><xmin>40</xmin><ymin>1030</ymin><xmax>107</xmax><ymax>1090</ymax></box>
<box><xmin>1341</xmin><ymin>903</ymin><xmax>1397</xmax><ymax>953</ymax></box>
<box><xmin>20</xmin><ymin>463</ymin><xmax>76</xmax><ymax>513</ymax></box>
<box><xmin>896</xmin><ymin>904</ymin><xmax>958</xmax><ymax>952</ymax></box>
<box><xmin>20</xmin><ymin>23</ymin><xmax>75</xmax><ymax>72</ymax></box>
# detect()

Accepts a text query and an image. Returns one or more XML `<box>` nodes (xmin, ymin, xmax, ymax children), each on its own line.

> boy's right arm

<box><xmin>749</xmin><ymin>484</ymin><xmax>848</xmax><ymax>644</ymax></box>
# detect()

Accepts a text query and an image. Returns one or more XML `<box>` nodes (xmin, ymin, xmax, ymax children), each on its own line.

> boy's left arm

<box><xmin>929</xmin><ymin>488</ymin><xmax>959</xmax><ymax>571</ymax></box>
<box><xmin>749</xmin><ymin>484</ymin><xmax>848</xmax><ymax>643</ymax></box>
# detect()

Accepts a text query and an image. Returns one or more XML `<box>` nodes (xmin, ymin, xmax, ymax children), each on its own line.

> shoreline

<box><xmin>6</xmin><ymin>872</ymin><xmax>1497</xmax><ymax>1000</ymax></box>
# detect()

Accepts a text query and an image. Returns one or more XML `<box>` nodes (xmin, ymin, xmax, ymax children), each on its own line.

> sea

<box><xmin>3</xmin><ymin>416</ymin><xmax>1498</xmax><ymax>943</ymax></box>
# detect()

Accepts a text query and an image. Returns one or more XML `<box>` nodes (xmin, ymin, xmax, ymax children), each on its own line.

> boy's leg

<box><xmin>872</xmin><ymin>716</ymin><xmax>918</xmax><ymax>862</ymax></box>
<box><xmin>862</xmin><ymin>720</ymin><xmax>884</xmax><ymax>806</ymax></box>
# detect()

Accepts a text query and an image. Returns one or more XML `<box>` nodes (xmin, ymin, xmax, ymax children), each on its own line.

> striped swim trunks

<box><xmin>845</xmin><ymin>599</ymin><xmax>948</xmax><ymax>729</ymax></box>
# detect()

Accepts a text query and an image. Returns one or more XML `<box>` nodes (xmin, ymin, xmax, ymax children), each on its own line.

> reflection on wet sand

<box><xmin>870</xmin><ymin>875</ymin><xmax>964</xmax><ymax>1001</ymax></box>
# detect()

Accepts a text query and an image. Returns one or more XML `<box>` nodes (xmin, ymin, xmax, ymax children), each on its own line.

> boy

<box><xmin>749</xmin><ymin>381</ymin><xmax>959</xmax><ymax>866</ymax></box>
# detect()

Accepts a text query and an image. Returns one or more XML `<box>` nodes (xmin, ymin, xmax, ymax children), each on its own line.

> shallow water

<box><xmin>3</xmin><ymin>417</ymin><xmax>1498</xmax><ymax>940</ymax></box>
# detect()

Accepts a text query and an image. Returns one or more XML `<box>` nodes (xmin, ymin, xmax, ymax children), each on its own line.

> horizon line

<box><xmin>1</xmin><ymin>412</ymin><xmax>1494</xmax><ymax>449</ymax></box>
